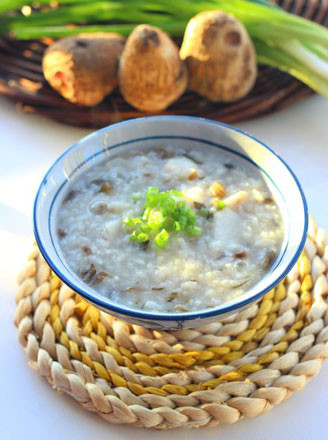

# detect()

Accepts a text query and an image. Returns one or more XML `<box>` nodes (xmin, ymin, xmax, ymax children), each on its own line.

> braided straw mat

<box><xmin>14</xmin><ymin>216</ymin><xmax>328</xmax><ymax>430</ymax></box>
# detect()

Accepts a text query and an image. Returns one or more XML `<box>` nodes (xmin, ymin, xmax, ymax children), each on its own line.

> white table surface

<box><xmin>1</xmin><ymin>95</ymin><xmax>328</xmax><ymax>440</ymax></box>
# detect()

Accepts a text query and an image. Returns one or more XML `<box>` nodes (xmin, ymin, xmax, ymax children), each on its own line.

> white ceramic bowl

<box><xmin>33</xmin><ymin>116</ymin><xmax>308</xmax><ymax>329</ymax></box>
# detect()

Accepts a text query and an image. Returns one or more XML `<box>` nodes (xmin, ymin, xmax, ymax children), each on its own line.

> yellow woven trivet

<box><xmin>14</xmin><ymin>216</ymin><xmax>328</xmax><ymax>429</ymax></box>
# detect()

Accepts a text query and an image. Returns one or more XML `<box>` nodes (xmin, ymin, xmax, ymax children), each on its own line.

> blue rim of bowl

<box><xmin>33</xmin><ymin>115</ymin><xmax>309</xmax><ymax>322</ymax></box>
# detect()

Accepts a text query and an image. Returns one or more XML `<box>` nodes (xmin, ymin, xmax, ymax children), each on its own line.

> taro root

<box><xmin>89</xmin><ymin>201</ymin><xmax>108</xmax><ymax>214</ymax></box>
<box><xmin>224</xmin><ymin>190</ymin><xmax>249</xmax><ymax>207</ymax></box>
<box><xmin>180</xmin><ymin>11</ymin><xmax>257</xmax><ymax>102</ymax></box>
<box><xmin>164</xmin><ymin>156</ymin><xmax>200</xmax><ymax>180</ymax></box>
<box><xmin>209</xmin><ymin>181</ymin><xmax>226</xmax><ymax>198</ymax></box>
<box><xmin>188</xmin><ymin>169</ymin><xmax>199</xmax><ymax>180</ymax></box>
<box><xmin>119</xmin><ymin>25</ymin><xmax>188</xmax><ymax>111</ymax></box>
<box><xmin>42</xmin><ymin>33</ymin><xmax>125</xmax><ymax>106</ymax></box>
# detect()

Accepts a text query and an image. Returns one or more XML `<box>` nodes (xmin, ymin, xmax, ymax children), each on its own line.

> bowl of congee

<box><xmin>34</xmin><ymin>116</ymin><xmax>308</xmax><ymax>329</ymax></box>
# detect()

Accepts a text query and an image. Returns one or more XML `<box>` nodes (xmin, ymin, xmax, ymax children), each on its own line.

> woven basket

<box><xmin>1</xmin><ymin>0</ymin><xmax>328</xmax><ymax>128</ymax></box>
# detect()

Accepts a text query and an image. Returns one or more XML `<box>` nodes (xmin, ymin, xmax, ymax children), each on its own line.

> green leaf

<box><xmin>137</xmin><ymin>232</ymin><xmax>149</xmax><ymax>242</ymax></box>
<box><xmin>215</xmin><ymin>200</ymin><xmax>226</xmax><ymax>210</ymax></box>
<box><xmin>155</xmin><ymin>229</ymin><xmax>169</xmax><ymax>248</ymax></box>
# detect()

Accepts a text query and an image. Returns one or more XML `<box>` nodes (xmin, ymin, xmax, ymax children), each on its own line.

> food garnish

<box><xmin>123</xmin><ymin>186</ymin><xmax>202</xmax><ymax>248</ymax></box>
<box><xmin>212</xmin><ymin>199</ymin><xmax>226</xmax><ymax>210</ymax></box>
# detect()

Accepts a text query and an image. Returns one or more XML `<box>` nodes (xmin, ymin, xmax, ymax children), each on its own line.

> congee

<box><xmin>57</xmin><ymin>146</ymin><xmax>284</xmax><ymax>313</ymax></box>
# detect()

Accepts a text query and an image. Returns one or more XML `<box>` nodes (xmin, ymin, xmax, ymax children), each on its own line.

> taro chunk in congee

<box><xmin>56</xmin><ymin>146</ymin><xmax>284</xmax><ymax>313</ymax></box>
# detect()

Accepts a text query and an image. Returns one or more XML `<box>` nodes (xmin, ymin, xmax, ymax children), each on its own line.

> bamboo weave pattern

<box><xmin>14</xmin><ymin>216</ymin><xmax>328</xmax><ymax>429</ymax></box>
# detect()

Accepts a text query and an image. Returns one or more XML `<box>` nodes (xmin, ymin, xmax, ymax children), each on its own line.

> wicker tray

<box><xmin>14</xmin><ymin>216</ymin><xmax>328</xmax><ymax>429</ymax></box>
<box><xmin>1</xmin><ymin>0</ymin><xmax>328</xmax><ymax>128</ymax></box>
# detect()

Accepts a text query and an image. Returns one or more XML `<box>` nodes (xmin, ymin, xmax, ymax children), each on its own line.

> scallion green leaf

<box><xmin>198</xmin><ymin>208</ymin><xmax>211</xmax><ymax>219</ymax></box>
<box><xmin>173</xmin><ymin>221</ymin><xmax>181</xmax><ymax>232</ymax></box>
<box><xmin>132</xmin><ymin>192</ymin><xmax>142</xmax><ymax>201</ymax></box>
<box><xmin>148</xmin><ymin>210</ymin><xmax>164</xmax><ymax>229</ymax></box>
<box><xmin>122</xmin><ymin>186</ymin><xmax>204</xmax><ymax>248</ymax></box>
<box><xmin>155</xmin><ymin>229</ymin><xmax>169</xmax><ymax>248</ymax></box>
<box><xmin>129</xmin><ymin>230</ymin><xmax>138</xmax><ymax>242</ymax></box>
<box><xmin>187</xmin><ymin>225</ymin><xmax>202</xmax><ymax>237</ymax></box>
<box><xmin>137</xmin><ymin>232</ymin><xmax>149</xmax><ymax>242</ymax></box>
<box><xmin>216</xmin><ymin>200</ymin><xmax>226</xmax><ymax>210</ymax></box>
<box><xmin>123</xmin><ymin>216</ymin><xmax>134</xmax><ymax>227</ymax></box>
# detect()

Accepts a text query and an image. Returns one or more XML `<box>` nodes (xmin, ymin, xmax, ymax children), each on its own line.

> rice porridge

<box><xmin>56</xmin><ymin>146</ymin><xmax>284</xmax><ymax>313</ymax></box>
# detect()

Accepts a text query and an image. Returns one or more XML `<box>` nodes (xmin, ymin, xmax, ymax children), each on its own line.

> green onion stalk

<box><xmin>1</xmin><ymin>0</ymin><xmax>328</xmax><ymax>98</ymax></box>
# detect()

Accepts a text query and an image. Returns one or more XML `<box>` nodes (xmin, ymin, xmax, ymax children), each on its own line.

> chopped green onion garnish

<box><xmin>122</xmin><ymin>187</ymin><xmax>204</xmax><ymax>248</ymax></box>
<box><xmin>123</xmin><ymin>216</ymin><xmax>133</xmax><ymax>226</ymax></box>
<box><xmin>163</xmin><ymin>217</ymin><xmax>174</xmax><ymax>230</ymax></box>
<box><xmin>179</xmin><ymin>215</ymin><xmax>187</xmax><ymax>230</ymax></box>
<box><xmin>198</xmin><ymin>208</ymin><xmax>211</xmax><ymax>218</ymax></box>
<box><xmin>140</xmin><ymin>224</ymin><xmax>151</xmax><ymax>233</ymax></box>
<box><xmin>137</xmin><ymin>232</ymin><xmax>149</xmax><ymax>243</ymax></box>
<box><xmin>132</xmin><ymin>192</ymin><xmax>142</xmax><ymax>201</ymax></box>
<box><xmin>147</xmin><ymin>186</ymin><xmax>159</xmax><ymax>195</ymax></box>
<box><xmin>216</xmin><ymin>200</ymin><xmax>226</xmax><ymax>210</ymax></box>
<box><xmin>188</xmin><ymin>210</ymin><xmax>196</xmax><ymax>224</ymax></box>
<box><xmin>155</xmin><ymin>229</ymin><xmax>169</xmax><ymax>248</ymax></box>
<box><xmin>169</xmin><ymin>190</ymin><xmax>184</xmax><ymax>197</ymax></box>
<box><xmin>148</xmin><ymin>210</ymin><xmax>164</xmax><ymax>229</ymax></box>
<box><xmin>187</xmin><ymin>225</ymin><xmax>203</xmax><ymax>237</ymax></box>
<box><xmin>177</xmin><ymin>200</ymin><xmax>186</xmax><ymax>211</ymax></box>
<box><xmin>129</xmin><ymin>230</ymin><xmax>138</xmax><ymax>242</ymax></box>
<box><xmin>173</xmin><ymin>221</ymin><xmax>181</xmax><ymax>232</ymax></box>
<box><xmin>143</xmin><ymin>207</ymin><xmax>151</xmax><ymax>221</ymax></box>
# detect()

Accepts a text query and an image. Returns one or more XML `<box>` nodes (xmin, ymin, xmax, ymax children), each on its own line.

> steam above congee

<box><xmin>56</xmin><ymin>146</ymin><xmax>283</xmax><ymax>313</ymax></box>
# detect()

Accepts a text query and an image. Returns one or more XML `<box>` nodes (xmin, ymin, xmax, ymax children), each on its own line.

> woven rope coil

<box><xmin>14</xmin><ymin>215</ymin><xmax>328</xmax><ymax>429</ymax></box>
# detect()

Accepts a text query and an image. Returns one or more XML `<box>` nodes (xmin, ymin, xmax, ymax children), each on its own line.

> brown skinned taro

<box><xmin>180</xmin><ymin>11</ymin><xmax>257</xmax><ymax>102</ymax></box>
<box><xmin>42</xmin><ymin>33</ymin><xmax>125</xmax><ymax>106</ymax></box>
<box><xmin>119</xmin><ymin>25</ymin><xmax>188</xmax><ymax>111</ymax></box>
